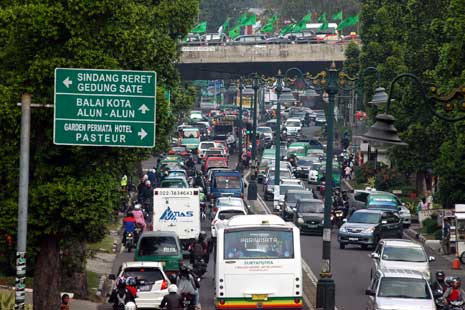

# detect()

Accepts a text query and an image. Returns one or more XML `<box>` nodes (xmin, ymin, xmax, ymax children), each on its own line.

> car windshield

<box><xmin>378</xmin><ymin>277</ymin><xmax>431</xmax><ymax>299</ymax></box>
<box><xmin>280</xmin><ymin>185</ymin><xmax>302</xmax><ymax>194</ymax></box>
<box><xmin>298</xmin><ymin>159</ymin><xmax>313</xmax><ymax>166</ymax></box>
<box><xmin>138</xmin><ymin>236</ymin><xmax>179</xmax><ymax>256</ymax></box>
<box><xmin>348</xmin><ymin>212</ymin><xmax>381</xmax><ymax>224</ymax></box>
<box><xmin>298</xmin><ymin>202</ymin><xmax>324</xmax><ymax>213</ymax></box>
<box><xmin>160</xmin><ymin>179</ymin><xmax>187</xmax><ymax>188</ymax></box>
<box><xmin>201</xmin><ymin>142</ymin><xmax>215</xmax><ymax>149</ymax></box>
<box><xmin>289</xmin><ymin>147</ymin><xmax>305</xmax><ymax>154</ymax></box>
<box><xmin>217</xmin><ymin>199</ymin><xmax>243</xmax><ymax>207</ymax></box>
<box><xmin>369</xmin><ymin>204</ymin><xmax>398</xmax><ymax>211</ymax></box>
<box><xmin>208</xmin><ymin>160</ymin><xmax>227</xmax><ymax>168</ymax></box>
<box><xmin>122</xmin><ymin>267</ymin><xmax>164</xmax><ymax>284</ymax></box>
<box><xmin>257</xmin><ymin>127</ymin><xmax>272</xmax><ymax>133</ymax></box>
<box><xmin>286</xmin><ymin>121</ymin><xmax>301</xmax><ymax>127</ymax></box>
<box><xmin>224</xmin><ymin>229</ymin><xmax>294</xmax><ymax>259</ymax></box>
<box><xmin>172</xmin><ymin>147</ymin><xmax>186</xmax><ymax>152</ymax></box>
<box><xmin>214</xmin><ymin>176</ymin><xmax>241</xmax><ymax>189</ymax></box>
<box><xmin>382</xmin><ymin>246</ymin><xmax>427</xmax><ymax>262</ymax></box>
<box><xmin>286</xmin><ymin>192</ymin><xmax>313</xmax><ymax>203</ymax></box>
<box><xmin>218</xmin><ymin>210</ymin><xmax>245</xmax><ymax>220</ymax></box>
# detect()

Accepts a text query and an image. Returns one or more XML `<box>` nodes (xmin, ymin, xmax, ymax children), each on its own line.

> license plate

<box><xmin>307</xmin><ymin>224</ymin><xmax>317</xmax><ymax>228</ymax></box>
<box><xmin>252</xmin><ymin>294</ymin><xmax>268</xmax><ymax>301</ymax></box>
<box><xmin>349</xmin><ymin>237</ymin><xmax>358</xmax><ymax>241</ymax></box>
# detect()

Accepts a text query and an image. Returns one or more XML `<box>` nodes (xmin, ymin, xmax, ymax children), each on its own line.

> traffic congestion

<box><xmin>106</xmin><ymin>94</ymin><xmax>463</xmax><ymax>310</ymax></box>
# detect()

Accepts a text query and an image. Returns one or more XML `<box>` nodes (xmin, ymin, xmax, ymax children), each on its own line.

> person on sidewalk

<box><xmin>442</xmin><ymin>218</ymin><xmax>451</xmax><ymax>255</ymax></box>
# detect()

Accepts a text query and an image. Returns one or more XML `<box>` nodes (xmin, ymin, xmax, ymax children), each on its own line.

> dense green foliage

<box><xmin>360</xmin><ymin>0</ymin><xmax>465</xmax><ymax>207</ymax></box>
<box><xmin>0</xmin><ymin>0</ymin><xmax>198</xmax><ymax>307</ymax></box>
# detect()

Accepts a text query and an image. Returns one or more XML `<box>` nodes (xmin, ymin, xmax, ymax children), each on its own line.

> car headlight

<box><xmin>363</xmin><ymin>227</ymin><xmax>375</xmax><ymax>233</ymax></box>
<box><xmin>321</xmin><ymin>219</ymin><xmax>324</xmax><ymax>224</ymax></box>
<box><xmin>297</xmin><ymin>217</ymin><xmax>304</xmax><ymax>224</ymax></box>
<box><xmin>339</xmin><ymin>225</ymin><xmax>347</xmax><ymax>233</ymax></box>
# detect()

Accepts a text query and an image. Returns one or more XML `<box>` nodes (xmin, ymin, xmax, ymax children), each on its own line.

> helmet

<box><xmin>125</xmin><ymin>302</ymin><xmax>137</xmax><ymax>310</ymax></box>
<box><xmin>168</xmin><ymin>284</ymin><xmax>178</xmax><ymax>293</ymax></box>
<box><xmin>145</xmin><ymin>180</ymin><xmax>151</xmax><ymax>186</ymax></box>
<box><xmin>134</xmin><ymin>204</ymin><xmax>142</xmax><ymax>210</ymax></box>
<box><xmin>151</xmin><ymin>168</ymin><xmax>156</xmax><ymax>173</ymax></box>
<box><xmin>199</xmin><ymin>231</ymin><xmax>207</xmax><ymax>242</ymax></box>
<box><xmin>436</xmin><ymin>271</ymin><xmax>445</xmax><ymax>281</ymax></box>
<box><xmin>116</xmin><ymin>278</ymin><xmax>126</xmax><ymax>289</ymax></box>
<box><xmin>125</xmin><ymin>276</ymin><xmax>136</xmax><ymax>286</ymax></box>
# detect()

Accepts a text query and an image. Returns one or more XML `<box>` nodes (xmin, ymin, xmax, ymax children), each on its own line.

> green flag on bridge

<box><xmin>191</xmin><ymin>21</ymin><xmax>207</xmax><ymax>33</ymax></box>
<box><xmin>222</xmin><ymin>17</ymin><xmax>231</xmax><ymax>33</ymax></box>
<box><xmin>337</xmin><ymin>15</ymin><xmax>359</xmax><ymax>30</ymax></box>
<box><xmin>229</xmin><ymin>25</ymin><xmax>241</xmax><ymax>39</ymax></box>
<box><xmin>332</xmin><ymin>10</ymin><xmax>343</xmax><ymax>21</ymax></box>
<box><xmin>242</xmin><ymin>13</ymin><xmax>256</xmax><ymax>26</ymax></box>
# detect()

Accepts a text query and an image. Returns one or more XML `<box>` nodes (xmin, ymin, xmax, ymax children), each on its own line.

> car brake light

<box><xmin>161</xmin><ymin>279</ymin><xmax>168</xmax><ymax>290</ymax></box>
<box><xmin>168</xmin><ymin>150</ymin><xmax>175</xmax><ymax>155</ymax></box>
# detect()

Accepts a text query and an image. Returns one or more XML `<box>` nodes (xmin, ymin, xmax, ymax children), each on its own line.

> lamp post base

<box><xmin>247</xmin><ymin>180</ymin><xmax>257</xmax><ymax>200</ymax></box>
<box><xmin>316</xmin><ymin>277</ymin><xmax>335</xmax><ymax>310</ymax></box>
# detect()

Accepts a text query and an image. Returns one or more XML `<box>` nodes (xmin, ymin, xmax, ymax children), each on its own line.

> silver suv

<box><xmin>366</xmin><ymin>268</ymin><xmax>435</xmax><ymax>310</ymax></box>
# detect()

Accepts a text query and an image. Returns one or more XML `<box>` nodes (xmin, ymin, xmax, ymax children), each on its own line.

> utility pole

<box><xmin>15</xmin><ymin>93</ymin><xmax>31</xmax><ymax>310</ymax></box>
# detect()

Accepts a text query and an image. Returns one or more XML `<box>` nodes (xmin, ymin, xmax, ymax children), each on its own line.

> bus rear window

<box><xmin>214</xmin><ymin>176</ymin><xmax>241</xmax><ymax>189</ymax></box>
<box><xmin>138</xmin><ymin>236</ymin><xmax>179</xmax><ymax>256</ymax></box>
<box><xmin>224</xmin><ymin>229</ymin><xmax>294</xmax><ymax>259</ymax></box>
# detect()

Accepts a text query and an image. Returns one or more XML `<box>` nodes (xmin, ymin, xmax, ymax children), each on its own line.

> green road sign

<box><xmin>54</xmin><ymin>68</ymin><xmax>156</xmax><ymax>147</ymax></box>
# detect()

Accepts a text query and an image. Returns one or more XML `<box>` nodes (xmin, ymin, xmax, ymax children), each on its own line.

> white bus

<box><xmin>215</xmin><ymin>214</ymin><xmax>303</xmax><ymax>310</ymax></box>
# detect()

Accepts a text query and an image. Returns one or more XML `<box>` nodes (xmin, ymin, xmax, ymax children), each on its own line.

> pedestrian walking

<box><xmin>442</xmin><ymin>218</ymin><xmax>451</xmax><ymax>255</ymax></box>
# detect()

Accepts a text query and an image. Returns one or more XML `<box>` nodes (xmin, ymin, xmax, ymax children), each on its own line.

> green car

<box><xmin>317</xmin><ymin>163</ymin><xmax>341</xmax><ymax>187</ymax></box>
<box><xmin>135</xmin><ymin>231</ymin><xmax>182</xmax><ymax>276</ymax></box>
<box><xmin>181</xmin><ymin>137</ymin><xmax>200</xmax><ymax>152</ymax></box>
<box><xmin>287</xmin><ymin>142</ymin><xmax>309</xmax><ymax>158</ymax></box>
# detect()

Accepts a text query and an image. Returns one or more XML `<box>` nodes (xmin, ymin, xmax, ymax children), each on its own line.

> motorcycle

<box><xmin>125</xmin><ymin>231</ymin><xmax>135</xmax><ymax>252</ymax></box>
<box><xmin>192</xmin><ymin>257</ymin><xmax>208</xmax><ymax>278</ymax></box>
<box><xmin>331</xmin><ymin>208</ymin><xmax>347</xmax><ymax>228</ymax></box>
<box><xmin>181</xmin><ymin>293</ymin><xmax>196</xmax><ymax>310</ymax></box>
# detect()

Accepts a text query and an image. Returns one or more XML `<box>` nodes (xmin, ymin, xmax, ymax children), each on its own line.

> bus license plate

<box><xmin>252</xmin><ymin>294</ymin><xmax>268</xmax><ymax>301</ymax></box>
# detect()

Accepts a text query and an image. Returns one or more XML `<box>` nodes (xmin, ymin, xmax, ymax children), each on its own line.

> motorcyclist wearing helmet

<box><xmin>132</xmin><ymin>204</ymin><xmax>147</xmax><ymax>232</ymax></box>
<box><xmin>177</xmin><ymin>265</ymin><xmax>200</xmax><ymax>308</ymax></box>
<box><xmin>125</xmin><ymin>277</ymin><xmax>137</xmax><ymax>298</ymax></box>
<box><xmin>125</xmin><ymin>302</ymin><xmax>137</xmax><ymax>310</ymax></box>
<box><xmin>444</xmin><ymin>277</ymin><xmax>464</xmax><ymax>304</ymax></box>
<box><xmin>160</xmin><ymin>284</ymin><xmax>183</xmax><ymax>310</ymax></box>
<box><xmin>432</xmin><ymin>271</ymin><xmax>447</xmax><ymax>293</ymax></box>
<box><xmin>189</xmin><ymin>231</ymin><xmax>209</xmax><ymax>265</ymax></box>
<box><xmin>108</xmin><ymin>278</ymin><xmax>135</xmax><ymax>310</ymax></box>
<box><xmin>122</xmin><ymin>212</ymin><xmax>136</xmax><ymax>246</ymax></box>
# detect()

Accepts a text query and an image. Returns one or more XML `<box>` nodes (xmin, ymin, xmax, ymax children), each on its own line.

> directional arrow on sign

<box><xmin>63</xmin><ymin>77</ymin><xmax>73</xmax><ymax>88</ymax></box>
<box><xmin>138</xmin><ymin>128</ymin><xmax>148</xmax><ymax>140</ymax></box>
<box><xmin>138</xmin><ymin>104</ymin><xmax>150</xmax><ymax>114</ymax></box>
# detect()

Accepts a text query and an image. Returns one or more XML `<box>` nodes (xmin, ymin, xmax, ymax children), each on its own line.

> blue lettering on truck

<box><xmin>160</xmin><ymin>207</ymin><xmax>194</xmax><ymax>221</ymax></box>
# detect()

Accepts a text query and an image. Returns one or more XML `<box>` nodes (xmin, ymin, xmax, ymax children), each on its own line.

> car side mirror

<box><xmin>370</xmin><ymin>252</ymin><xmax>380</xmax><ymax>259</ymax></box>
<box><xmin>343</xmin><ymin>218</ymin><xmax>347</xmax><ymax>223</ymax></box>
<box><xmin>429</xmin><ymin>256</ymin><xmax>436</xmax><ymax>262</ymax></box>
<box><xmin>108</xmin><ymin>274</ymin><xmax>116</xmax><ymax>280</ymax></box>
<box><xmin>381</xmin><ymin>220</ymin><xmax>388</xmax><ymax>224</ymax></box>
<box><xmin>365</xmin><ymin>289</ymin><xmax>375</xmax><ymax>296</ymax></box>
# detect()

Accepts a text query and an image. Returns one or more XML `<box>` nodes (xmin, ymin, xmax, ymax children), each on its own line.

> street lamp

<box><xmin>274</xmin><ymin>64</ymin><xmax>359</xmax><ymax>310</ymax></box>
<box><xmin>247</xmin><ymin>74</ymin><xmax>261</xmax><ymax>200</ymax></box>
<box><xmin>362</xmin><ymin>72</ymin><xmax>465</xmax><ymax>144</ymax></box>
<box><xmin>236</xmin><ymin>78</ymin><xmax>244</xmax><ymax>168</ymax></box>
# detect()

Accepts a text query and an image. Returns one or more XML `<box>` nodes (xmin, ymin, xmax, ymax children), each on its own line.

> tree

<box><xmin>0</xmin><ymin>0</ymin><xmax>199</xmax><ymax>308</ymax></box>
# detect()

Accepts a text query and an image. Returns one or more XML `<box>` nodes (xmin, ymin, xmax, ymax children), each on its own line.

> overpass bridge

<box><xmin>177</xmin><ymin>43</ymin><xmax>349</xmax><ymax>80</ymax></box>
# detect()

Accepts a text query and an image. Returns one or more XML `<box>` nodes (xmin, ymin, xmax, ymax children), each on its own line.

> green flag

<box><xmin>337</xmin><ymin>15</ymin><xmax>359</xmax><ymax>30</ymax></box>
<box><xmin>237</xmin><ymin>12</ymin><xmax>248</xmax><ymax>26</ymax></box>
<box><xmin>332</xmin><ymin>10</ymin><xmax>343</xmax><ymax>21</ymax></box>
<box><xmin>269</xmin><ymin>14</ymin><xmax>278</xmax><ymax>23</ymax></box>
<box><xmin>317</xmin><ymin>12</ymin><xmax>327</xmax><ymax>23</ymax></box>
<box><xmin>222</xmin><ymin>17</ymin><xmax>230</xmax><ymax>33</ymax></box>
<box><xmin>296</xmin><ymin>14</ymin><xmax>311</xmax><ymax>32</ymax></box>
<box><xmin>242</xmin><ymin>13</ymin><xmax>256</xmax><ymax>26</ymax></box>
<box><xmin>229</xmin><ymin>25</ymin><xmax>241</xmax><ymax>39</ymax></box>
<box><xmin>319</xmin><ymin>21</ymin><xmax>329</xmax><ymax>30</ymax></box>
<box><xmin>261</xmin><ymin>22</ymin><xmax>274</xmax><ymax>33</ymax></box>
<box><xmin>280</xmin><ymin>24</ymin><xmax>296</xmax><ymax>35</ymax></box>
<box><xmin>191</xmin><ymin>21</ymin><xmax>207</xmax><ymax>33</ymax></box>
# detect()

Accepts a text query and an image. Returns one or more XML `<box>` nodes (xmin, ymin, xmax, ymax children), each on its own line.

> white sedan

<box><xmin>211</xmin><ymin>206</ymin><xmax>247</xmax><ymax>238</ymax></box>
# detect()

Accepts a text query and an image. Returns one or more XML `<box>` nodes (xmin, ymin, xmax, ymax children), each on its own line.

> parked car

<box><xmin>293</xmin><ymin>199</ymin><xmax>325</xmax><ymax>235</ymax></box>
<box><xmin>366</xmin><ymin>269</ymin><xmax>435</xmax><ymax>310</ymax></box>
<box><xmin>338</xmin><ymin>209</ymin><xmax>403</xmax><ymax>250</ymax></box>
<box><xmin>370</xmin><ymin>239</ymin><xmax>435</xmax><ymax>281</ymax></box>
<box><xmin>109</xmin><ymin>261</ymin><xmax>169</xmax><ymax>309</ymax></box>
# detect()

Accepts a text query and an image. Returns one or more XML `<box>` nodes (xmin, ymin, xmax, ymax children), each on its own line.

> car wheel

<box><xmin>339</xmin><ymin>243</ymin><xmax>345</xmax><ymax>249</ymax></box>
<box><xmin>460</xmin><ymin>252</ymin><xmax>465</xmax><ymax>265</ymax></box>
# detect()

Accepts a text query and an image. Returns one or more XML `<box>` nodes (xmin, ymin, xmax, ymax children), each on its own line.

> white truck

<box><xmin>153</xmin><ymin>188</ymin><xmax>200</xmax><ymax>250</ymax></box>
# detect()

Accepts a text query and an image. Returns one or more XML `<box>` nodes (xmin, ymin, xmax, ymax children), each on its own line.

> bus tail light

<box><xmin>294</xmin><ymin>298</ymin><xmax>301</xmax><ymax>304</ymax></box>
<box><xmin>219</xmin><ymin>299</ymin><xmax>225</xmax><ymax>305</ymax></box>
